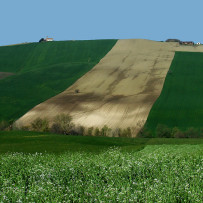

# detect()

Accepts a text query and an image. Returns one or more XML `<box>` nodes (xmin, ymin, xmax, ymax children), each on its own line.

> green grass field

<box><xmin>0</xmin><ymin>131</ymin><xmax>202</xmax><ymax>202</ymax></box>
<box><xmin>144</xmin><ymin>51</ymin><xmax>203</xmax><ymax>133</ymax></box>
<box><xmin>0</xmin><ymin>40</ymin><xmax>117</xmax><ymax>122</ymax></box>
<box><xmin>0</xmin><ymin>131</ymin><xmax>202</xmax><ymax>154</ymax></box>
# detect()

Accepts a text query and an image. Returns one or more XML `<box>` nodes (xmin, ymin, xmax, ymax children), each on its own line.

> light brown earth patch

<box><xmin>16</xmin><ymin>39</ymin><xmax>203</xmax><ymax>136</ymax></box>
<box><xmin>0</xmin><ymin>72</ymin><xmax>14</xmax><ymax>80</ymax></box>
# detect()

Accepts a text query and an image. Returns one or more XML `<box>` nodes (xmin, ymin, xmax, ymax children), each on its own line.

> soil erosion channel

<box><xmin>17</xmin><ymin>39</ymin><xmax>203</xmax><ymax>136</ymax></box>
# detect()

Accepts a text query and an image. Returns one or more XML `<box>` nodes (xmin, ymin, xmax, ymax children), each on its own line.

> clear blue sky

<box><xmin>1</xmin><ymin>0</ymin><xmax>202</xmax><ymax>45</ymax></box>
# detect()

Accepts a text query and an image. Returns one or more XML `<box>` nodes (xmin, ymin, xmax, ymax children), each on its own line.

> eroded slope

<box><xmin>17</xmin><ymin>39</ymin><xmax>203</xmax><ymax>136</ymax></box>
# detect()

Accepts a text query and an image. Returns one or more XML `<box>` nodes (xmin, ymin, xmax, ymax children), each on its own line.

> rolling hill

<box><xmin>16</xmin><ymin>39</ymin><xmax>191</xmax><ymax>135</ymax></box>
<box><xmin>2</xmin><ymin>39</ymin><xmax>203</xmax><ymax>137</ymax></box>
<box><xmin>0</xmin><ymin>40</ymin><xmax>117</xmax><ymax>122</ymax></box>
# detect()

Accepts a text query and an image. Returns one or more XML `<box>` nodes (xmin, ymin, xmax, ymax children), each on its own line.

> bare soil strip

<box><xmin>17</xmin><ymin>39</ymin><xmax>203</xmax><ymax>136</ymax></box>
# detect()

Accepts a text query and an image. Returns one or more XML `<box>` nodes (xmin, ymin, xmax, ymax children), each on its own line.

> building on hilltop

<box><xmin>45</xmin><ymin>37</ymin><xmax>54</xmax><ymax>42</ymax></box>
<box><xmin>180</xmin><ymin>41</ymin><xmax>194</xmax><ymax>46</ymax></box>
<box><xmin>166</xmin><ymin>39</ymin><xmax>195</xmax><ymax>46</ymax></box>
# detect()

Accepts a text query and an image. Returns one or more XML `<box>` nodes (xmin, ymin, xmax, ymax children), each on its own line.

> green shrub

<box><xmin>20</xmin><ymin>126</ymin><xmax>30</xmax><ymax>131</ymax></box>
<box><xmin>31</xmin><ymin>118</ymin><xmax>49</xmax><ymax>132</ymax></box>
<box><xmin>0</xmin><ymin>120</ymin><xmax>9</xmax><ymax>131</ymax></box>
<box><xmin>200</xmin><ymin>128</ymin><xmax>203</xmax><ymax>137</ymax></box>
<box><xmin>111</xmin><ymin>128</ymin><xmax>122</xmax><ymax>137</ymax></box>
<box><xmin>12</xmin><ymin>121</ymin><xmax>31</xmax><ymax>131</ymax></box>
<box><xmin>125</xmin><ymin>127</ymin><xmax>132</xmax><ymax>137</ymax></box>
<box><xmin>137</xmin><ymin>127</ymin><xmax>152</xmax><ymax>138</ymax></box>
<box><xmin>79</xmin><ymin>126</ymin><xmax>85</xmax><ymax>136</ymax></box>
<box><xmin>50</xmin><ymin>123</ymin><xmax>61</xmax><ymax>134</ymax></box>
<box><xmin>156</xmin><ymin>124</ymin><xmax>172</xmax><ymax>138</ymax></box>
<box><xmin>171</xmin><ymin>127</ymin><xmax>183</xmax><ymax>138</ymax></box>
<box><xmin>94</xmin><ymin>128</ymin><xmax>100</xmax><ymax>136</ymax></box>
<box><xmin>71</xmin><ymin>125</ymin><xmax>85</xmax><ymax>136</ymax></box>
<box><xmin>171</xmin><ymin>127</ymin><xmax>201</xmax><ymax>138</ymax></box>
<box><xmin>101</xmin><ymin>125</ymin><xmax>111</xmax><ymax>137</ymax></box>
<box><xmin>114</xmin><ymin>127</ymin><xmax>132</xmax><ymax>138</ymax></box>
<box><xmin>107</xmin><ymin>127</ymin><xmax>112</xmax><ymax>137</ymax></box>
<box><xmin>184</xmin><ymin>127</ymin><xmax>200</xmax><ymax>138</ymax></box>
<box><xmin>51</xmin><ymin>114</ymin><xmax>73</xmax><ymax>135</ymax></box>
<box><xmin>87</xmin><ymin>127</ymin><xmax>94</xmax><ymax>136</ymax></box>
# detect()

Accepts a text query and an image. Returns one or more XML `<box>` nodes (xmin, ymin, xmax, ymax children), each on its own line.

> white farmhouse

<box><xmin>45</xmin><ymin>37</ymin><xmax>54</xmax><ymax>42</ymax></box>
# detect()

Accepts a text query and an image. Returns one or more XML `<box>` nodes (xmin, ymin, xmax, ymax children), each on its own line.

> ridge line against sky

<box><xmin>1</xmin><ymin>0</ymin><xmax>202</xmax><ymax>46</ymax></box>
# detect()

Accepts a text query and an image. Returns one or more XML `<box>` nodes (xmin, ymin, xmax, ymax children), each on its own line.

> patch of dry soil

<box><xmin>16</xmin><ymin>39</ymin><xmax>203</xmax><ymax>136</ymax></box>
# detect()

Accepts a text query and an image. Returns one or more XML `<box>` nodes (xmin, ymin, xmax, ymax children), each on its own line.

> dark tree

<box><xmin>39</xmin><ymin>38</ymin><xmax>45</xmax><ymax>43</ymax></box>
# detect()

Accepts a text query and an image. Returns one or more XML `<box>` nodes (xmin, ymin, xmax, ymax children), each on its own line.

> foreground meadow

<box><xmin>0</xmin><ymin>144</ymin><xmax>202</xmax><ymax>202</ymax></box>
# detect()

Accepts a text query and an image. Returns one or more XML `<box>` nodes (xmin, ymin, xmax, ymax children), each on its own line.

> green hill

<box><xmin>0</xmin><ymin>40</ymin><xmax>117</xmax><ymax>122</ymax></box>
<box><xmin>144</xmin><ymin>51</ymin><xmax>203</xmax><ymax>134</ymax></box>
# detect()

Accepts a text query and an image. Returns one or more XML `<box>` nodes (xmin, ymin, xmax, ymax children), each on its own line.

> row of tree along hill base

<box><xmin>2</xmin><ymin>114</ymin><xmax>132</xmax><ymax>138</ymax></box>
<box><xmin>139</xmin><ymin>124</ymin><xmax>203</xmax><ymax>138</ymax></box>
<box><xmin>1</xmin><ymin>115</ymin><xmax>203</xmax><ymax>138</ymax></box>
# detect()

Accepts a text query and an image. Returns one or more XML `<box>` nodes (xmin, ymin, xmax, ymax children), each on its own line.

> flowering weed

<box><xmin>0</xmin><ymin>145</ymin><xmax>202</xmax><ymax>202</ymax></box>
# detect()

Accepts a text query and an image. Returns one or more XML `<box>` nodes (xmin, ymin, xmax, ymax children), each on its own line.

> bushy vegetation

<box><xmin>0</xmin><ymin>40</ymin><xmax>117</xmax><ymax>122</ymax></box>
<box><xmin>145</xmin><ymin>51</ymin><xmax>203</xmax><ymax>132</ymax></box>
<box><xmin>15</xmin><ymin>113</ymin><xmax>203</xmax><ymax>138</ymax></box>
<box><xmin>0</xmin><ymin>145</ymin><xmax>202</xmax><ymax>202</ymax></box>
<box><xmin>50</xmin><ymin>114</ymin><xmax>73</xmax><ymax>135</ymax></box>
<box><xmin>0</xmin><ymin>120</ymin><xmax>9</xmax><ymax>131</ymax></box>
<box><xmin>139</xmin><ymin>124</ymin><xmax>203</xmax><ymax>138</ymax></box>
<box><xmin>31</xmin><ymin>118</ymin><xmax>49</xmax><ymax>132</ymax></box>
<box><xmin>14</xmin><ymin>113</ymin><xmax>133</xmax><ymax>138</ymax></box>
<box><xmin>9</xmin><ymin>114</ymin><xmax>203</xmax><ymax>138</ymax></box>
<box><xmin>84</xmin><ymin>126</ymin><xmax>132</xmax><ymax>137</ymax></box>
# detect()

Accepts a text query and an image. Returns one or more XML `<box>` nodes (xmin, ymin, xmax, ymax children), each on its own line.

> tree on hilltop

<box><xmin>39</xmin><ymin>38</ymin><xmax>45</xmax><ymax>43</ymax></box>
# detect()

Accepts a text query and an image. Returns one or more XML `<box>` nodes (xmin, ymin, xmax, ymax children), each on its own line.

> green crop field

<box><xmin>144</xmin><ymin>52</ymin><xmax>203</xmax><ymax>134</ymax></box>
<box><xmin>0</xmin><ymin>40</ymin><xmax>117</xmax><ymax>122</ymax></box>
<box><xmin>0</xmin><ymin>132</ymin><xmax>202</xmax><ymax>202</ymax></box>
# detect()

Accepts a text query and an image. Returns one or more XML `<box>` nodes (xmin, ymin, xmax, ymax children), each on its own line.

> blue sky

<box><xmin>1</xmin><ymin>0</ymin><xmax>202</xmax><ymax>45</ymax></box>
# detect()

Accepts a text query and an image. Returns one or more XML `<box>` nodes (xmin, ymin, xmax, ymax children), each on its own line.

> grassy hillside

<box><xmin>0</xmin><ymin>40</ymin><xmax>117</xmax><ymax>121</ymax></box>
<box><xmin>144</xmin><ymin>51</ymin><xmax>203</xmax><ymax>133</ymax></box>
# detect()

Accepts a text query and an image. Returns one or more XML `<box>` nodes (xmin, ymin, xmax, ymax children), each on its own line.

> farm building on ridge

<box><xmin>166</xmin><ymin>39</ymin><xmax>195</xmax><ymax>46</ymax></box>
<box><xmin>180</xmin><ymin>41</ymin><xmax>194</xmax><ymax>45</ymax></box>
<box><xmin>45</xmin><ymin>37</ymin><xmax>54</xmax><ymax>42</ymax></box>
